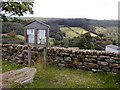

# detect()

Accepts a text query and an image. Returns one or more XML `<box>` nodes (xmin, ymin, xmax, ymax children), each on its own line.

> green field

<box><xmin>16</xmin><ymin>35</ymin><xmax>24</xmax><ymax>40</ymax></box>
<box><xmin>2</xmin><ymin>56</ymin><xmax>120</xmax><ymax>88</ymax></box>
<box><xmin>95</xmin><ymin>27</ymin><xmax>118</xmax><ymax>37</ymax></box>
<box><xmin>60</xmin><ymin>27</ymin><xmax>97</xmax><ymax>38</ymax></box>
<box><xmin>95</xmin><ymin>26</ymin><xmax>118</xmax><ymax>40</ymax></box>
<box><xmin>60</xmin><ymin>27</ymin><xmax>79</xmax><ymax>38</ymax></box>
<box><xmin>95</xmin><ymin>27</ymin><xmax>108</xmax><ymax>34</ymax></box>
<box><xmin>71</xmin><ymin>27</ymin><xmax>97</xmax><ymax>37</ymax></box>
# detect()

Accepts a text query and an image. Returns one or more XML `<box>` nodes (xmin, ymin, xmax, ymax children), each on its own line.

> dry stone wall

<box><xmin>47</xmin><ymin>48</ymin><xmax>120</xmax><ymax>73</ymax></box>
<box><xmin>1</xmin><ymin>44</ymin><xmax>120</xmax><ymax>73</ymax></box>
<box><xmin>1</xmin><ymin>44</ymin><xmax>42</xmax><ymax>65</ymax></box>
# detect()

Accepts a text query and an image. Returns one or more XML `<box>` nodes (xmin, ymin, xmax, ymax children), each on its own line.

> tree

<box><xmin>75</xmin><ymin>32</ymin><xmax>94</xmax><ymax>49</ymax></box>
<box><xmin>1</xmin><ymin>2</ymin><xmax>34</xmax><ymax>17</ymax></box>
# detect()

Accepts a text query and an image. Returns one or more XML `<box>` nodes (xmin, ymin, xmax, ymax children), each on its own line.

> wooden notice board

<box><xmin>24</xmin><ymin>20</ymin><xmax>49</xmax><ymax>68</ymax></box>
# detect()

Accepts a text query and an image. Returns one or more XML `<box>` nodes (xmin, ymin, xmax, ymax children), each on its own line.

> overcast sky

<box><xmin>24</xmin><ymin>0</ymin><xmax>119</xmax><ymax>20</ymax></box>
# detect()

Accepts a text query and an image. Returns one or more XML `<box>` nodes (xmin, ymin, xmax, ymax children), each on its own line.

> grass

<box><xmin>2</xmin><ymin>60</ymin><xmax>25</xmax><ymax>73</ymax></box>
<box><xmin>60</xmin><ymin>27</ymin><xmax>79</xmax><ymax>38</ymax></box>
<box><xmin>1</xmin><ymin>55</ymin><xmax>120</xmax><ymax>88</ymax></box>
<box><xmin>71</xmin><ymin>27</ymin><xmax>97</xmax><ymax>37</ymax></box>
<box><xmin>95</xmin><ymin>27</ymin><xmax>108</xmax><ymax>34</ymax></box>
<box><xmin>16</xmin><ymin>35</ymin><xmax>24</xmax><ymax>40</ymax></box>
<box><xmin>60</xmin><ymin>27</ymin><xmax>97</xmax><ymax>38</ymax></box>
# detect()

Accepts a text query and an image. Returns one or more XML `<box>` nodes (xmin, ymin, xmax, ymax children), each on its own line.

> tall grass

<box><xmin>1</xmin><ymin>56</ymin><xmax>120</xmax><ymax>88</ymax></box>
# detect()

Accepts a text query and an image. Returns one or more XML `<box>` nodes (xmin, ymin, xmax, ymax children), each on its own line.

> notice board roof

<box><xmin>24</xmin><ymin>20</ymin><xmax>49</xmax><ymax>29</ymax></box>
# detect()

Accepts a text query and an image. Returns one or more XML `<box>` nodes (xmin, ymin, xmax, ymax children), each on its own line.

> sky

<box><xmin>24</xmin><ymin>0</ymin><xmax>119</xmax><ymax>20</ymax></box>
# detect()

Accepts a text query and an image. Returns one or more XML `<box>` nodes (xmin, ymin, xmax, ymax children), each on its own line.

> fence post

<box><xmin>28</xmin><ymin>45</ymin><xmax>31</xmax><ymax>66</ymax></box>
<box><xmin>43</xmin><ymin>47</ymin><xmax>47</xmax><ymax>68</ymax></box>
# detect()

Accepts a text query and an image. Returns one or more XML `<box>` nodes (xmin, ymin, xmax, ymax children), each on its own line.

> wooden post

<box><xmin>28</xmin><ymin>45</ymin><xmax>31</xmax><ymax>67</ymax></box>
<box><xmin>43</xmin><ymin>47</ymin><xmax>47</xmax><ymax>68</ymax></box>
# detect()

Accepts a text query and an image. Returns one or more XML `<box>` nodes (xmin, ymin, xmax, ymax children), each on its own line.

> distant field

<box><xmin>60</xmin><ymin>27</ymin><xmax>79</xmax><ymax>38</ymax></box>
<box><xmin>71</xmin><ymin>27</ymin><xmax>97</xmax><ymax>37</ymax></box>
<box><xmin>16</xmin><ymin>35</ymin><xmax>24</xmax><ymax>40</ymax></box>
<box><xmin>60</xmin><ymin>27</ymin><xmax>97</xmax><ymax>38</ymax></box>
<box><xmin>95</xmin><ymin>26</ymin><xmax>118</xmax><ymax>40</ymax></box>
<box><xmin>95</xmin><ymin>27</ymin><xmax>108</xmax><ymax>34</ymax></box>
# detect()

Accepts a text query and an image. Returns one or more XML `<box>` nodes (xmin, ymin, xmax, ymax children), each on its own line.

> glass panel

<box><xmin>29</xmin><ymin>35</ymin><xmax>34</xmax><ymax>43</ymax></box>
<box><xmin>27</xmin><ymin>29</ymin><xmax>35</xmax><ymax>43</ymax></box>
<box><xmin>37</xmin><ymin>30</ymin><xmax>46</xmax><ymax>44</ymax></box>
<box><xmin>27</xmin><ymin>29</ymin><xmax>34</xmax><ymax>35</ymax></box>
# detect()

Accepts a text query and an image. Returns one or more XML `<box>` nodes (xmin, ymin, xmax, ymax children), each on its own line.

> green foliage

<box><xmin>54</xmin><ymin>40</ymin><xmax>60</xmax><ymax>46</ymax></box>
<box><xmin>2</xmin><ymin>34</ymin><xmax>24</xmax><ymax>44</ymax></box>
<box><xmin>75</xmin><ymin>32</ymin><xmax>94</xmax><ymax>49</ymax></box>
<box><xmin>1</xmin><ymin>2</ymin><xmax>34</xmax><ymax>16</ymax></box>
<box><xmin>55</xmin><ymin>34</ymin><xmax>62</xmax><ymax>41</ymax></box>
<box><xmin>49</xmin><ymin>37</ymin><xmax>55</xmax><ymax>46</ymax></box>
<box><xmin>2</xmin><ymin>22</ymin><xmax>24</xmax><ymax>35</ymax></box>
<box><xmin>59</xmin><ymin>32</ymin><xmax>106</xmax><ymax>50</ymax></box>
<box><xmin>95</xmin><ymin>26</ymin><xmax>118</xmax><ymax>46</ymax></box>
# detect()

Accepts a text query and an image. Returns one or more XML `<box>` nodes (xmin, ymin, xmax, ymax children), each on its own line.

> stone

<box><xmin>72</xmin><ymin>58</ymin><xmax>78</xmax><ymax>61</ymax></box>
<box><xmin>31</xmin><ymin>46</ymin><xmax>38</xmax><ymax>51</ymax></box>
<box><xmin>55</xmin><ymin>57</ymin><xmax>63</xmax><ymax>61</ymax></box>
<box><xmin>78</xmin><ymin>62</ymin><xmax>83</xmax><ymax>66</ymax></box>
<box><xmin>77</xmin><ymin>55</ymin><xmax>85</xmax><ymax>62</ymax></box>
<box><xmin>9</xmin><ymin>46</ymin><xmax>13</xmax><ymax>49</ymax></box>
<box><xmin>84</xmin><ymin>58</ymin><xmax>97</xmax><ymax>63</ymax></box>
<box><xmin>58</xmin><ymin>63</ymin><xmax>65</xmax><ymax>67</ymax></box>
<box><xmin>116</xmin><ymin>61</ymin><xmax>120</xmax><ymax>64</ymax></box>
<box><xmin>100</xmin><ymin>66</ymin><xmax>111</xmax><ymax>72</ymax></box>
<box><xmin>84</xmin><ymin>62</ymin><xmax>99</xmax><ymax>69</ymax></box>
<box><xmin>17</xmin><ymin>45</ymin><xmax>23</xmax><ymax>49</ymax></box>
<box><xmin>18</xmin><ymin>54</ymin><xmax>23</xmax><ymax>58</ymax></box>
<box><xmin>2</xmin><ymin>48</ymin><xmax>7</xmax><ymax>52</ymax></box>
<box><xmin>22</xmin><ymin>50</ymin><xmax>28</xmax><ymax>54</ymax></box>
<box><xmin>109</xmin><ymin>63</ymin><xmax>119</xmax><ymax>68</ymax></box>
<box><xmin>78</xmin><ymin>66</ymin><xmax>90</xmax><ymax>70</ymax></box>
<box><xmin>98</xmin><ymin>61</ymin><xmax>108</xmax><ymax>66</ymax></box>
<box><xmin>16</xmin><ymin>60</ymin><xmax>24</xmax><ymax>64</ymax></box>
<box><xmin>91</xmin><ymin>69</ymin><xmax>101</xmax><ymax>73</ymax></box>
<box><xmin>111</xmin><ymin>57</ymin><xmax>119</xmax><ymax>60</ymax></box>
<box><xmin>60</xmin><ymin>53</ymin><xmax>69</xmax><ymax>57</ymax></box>
<box><xmin>61</xmin><ymin>60</ymin><xmax>65</xmax><ymax>64</ymax></box>
<box><xmin>64</xmin><ymin>57</ymin><xmax>71</xmax><ymax>62</ymax></box>
<box><xmin>105</xmin><ymin>59</ymin><xmax>116</xmax><ymax>63</ymax></box>
<box><xmin>86</xmin><ymin>55</ymin><xmax>97</xmax><ymax>58</ymax></box>
<box><xmin>22</xmin><ymin>45</ymin><xmax>28</xmax><ymax>50</ymax></box>
<box><xmin>112</xmin><ymin>68</ymin><xmax>120</xmax><ymax>74</ymax></box>
<box><xmin>2</xmin><ymin>67</ymin><xmax>36</xmax><ymax>85</ymax></box>
<box><xmin>73</xmin><ymin>61</ymin><xmax>78</xmax><ymax>65</ymax></box>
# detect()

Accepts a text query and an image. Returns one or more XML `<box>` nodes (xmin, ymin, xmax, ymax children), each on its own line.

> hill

<box><xmin>2</xmin><ymin>17</ymin><xmax>118</xmax><ymax>49</ymax></box>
